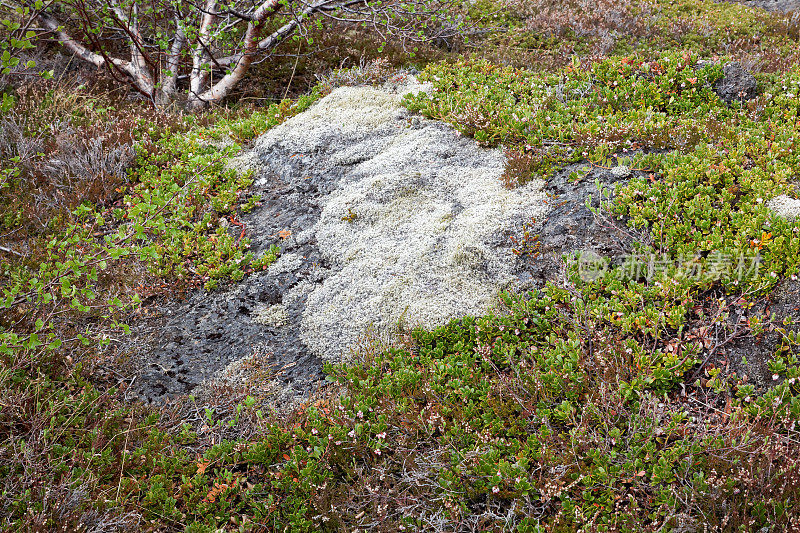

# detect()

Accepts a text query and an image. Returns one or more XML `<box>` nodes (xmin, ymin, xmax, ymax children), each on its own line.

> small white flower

<box><xmin>492</xmin><ymin>486</ymin><xmax>500</xmax><ymax>494</ymax></box>
<box><xmin>374</xmin><ymin>449</ymin><xmax>382</xmax><ymax>455</ymax></box>
<box><xmin>348</xmin><ymin>430</ymin><xmax>356</xmax><ymax>438</ymax></box>
<box><xmin>773</xmin><ymin>374</ymin><xmax>780</xmax><ymax>381</ymax></box>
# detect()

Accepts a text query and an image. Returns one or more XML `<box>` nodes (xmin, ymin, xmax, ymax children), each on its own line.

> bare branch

<box><xmin>26</xmin><ymin>0</ymin><xmax>469</xmax><ymax>108</ymax></box>
<box><xmin>32</xmin><ymin>4</ymin><xmax>133</xmax><ymax>74</ymax></box>
<box><xmin>109</xmin><ymin>0</ymin><xmax>155</xmax><ymax>97</ymax></box>
<box><xmin>189</xmin><ymin>0</ymin><xmax>284</xmax><ymax>107</ymax></box>
<box><xmin>185</xmin><ymin>0</ymin><xmax>257</xmax><ymax>22</ymax></box>
<box><xmin>214</xmin><ymin>0</ymin><xmax>347</xmax><ymax>67</ymax></box>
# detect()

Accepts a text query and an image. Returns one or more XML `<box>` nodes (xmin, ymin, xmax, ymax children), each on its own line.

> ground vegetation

<box><xmin>3</xmin><ymin>0</ymin><xmax>800</xmax><ymax>531</ymax></box>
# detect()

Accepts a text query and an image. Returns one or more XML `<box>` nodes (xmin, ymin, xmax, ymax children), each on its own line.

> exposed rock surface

<box><xmin>725</xmin><ymin>277</ymin><xmax>800</xmax><ymax>391</ymax></box>
<box><xmin>713</xmin><ymin>62</ymin><xmax>758</xmax><ymax>105</ymax></box>
<box><xmin>725</xmin><ymin>192</ymin><xmax>800</xmax><ymax>389</ymax></box>
<box><xmin>120</xmin><ymin>81</ymin><xmax>652</xmax><ymax>404</ymax></box>
<box><xmin>524</xmin><ymin>161</ymin><xmax>640</xmax><ymax>285</ymax></box>
<box><xmin>737</xmin><ymin>0</ymin><xmax>800</xmax><ymax>12</ymax></box>
<box><xmin>252</xmin><ymin>85</ymin><xmax>551</xmax><ymax>362</ymax></box>
<box><xmin>121</xmin><ymin>263</ymin><xmax>327</xmax><ymax>404</ymax></box>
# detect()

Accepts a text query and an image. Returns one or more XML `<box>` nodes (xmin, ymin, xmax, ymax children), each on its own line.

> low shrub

<box><xmin>0</xmin><ymin>87</ymin><xmax>320</xmax><ymax>530</ymax></box>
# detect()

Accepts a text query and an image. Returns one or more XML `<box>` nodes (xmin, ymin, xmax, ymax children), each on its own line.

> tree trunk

<box><xmin>186</xmin><ymin>0</ymin><xmax>283</xmax><ymax>110</ymax></box>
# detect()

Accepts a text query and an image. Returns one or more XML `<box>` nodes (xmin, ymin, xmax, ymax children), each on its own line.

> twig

<box><xmin>116</xmin><ymin>414</ymin><xmax>135</xmax><ymax>500</ymax></box>
<box><xmin>282</xmin><ymin>42</ymin><xmax>302</xmax><ymax>100</ymax></box>
<box><xmin>0</xmin><ymin>244</ymin><xmax>22</xmax><ymax>256</ymax></box>
<box><xmin>688</xmin><ymin>323</ymin><xmax>748</xmax><ymax>381</ymax></box>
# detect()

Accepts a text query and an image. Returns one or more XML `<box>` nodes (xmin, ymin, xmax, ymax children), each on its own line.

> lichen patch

<box><xmin>252</xmin><ymin>304</ymin><xmax>289</xmax><ymax>327</ymax></box>
<box><xmin>253</xmin><ymin>82</ymin><xmax>551</xmax><ymax>362</ymax></box>
<box><xmin>768</xmin><ymin>194</ymin><xmax>800</xmax><ymax>221</ymax></box>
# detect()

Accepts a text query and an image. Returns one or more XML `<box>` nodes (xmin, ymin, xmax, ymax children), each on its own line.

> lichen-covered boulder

<box><xmin>124</xmin><ymin>79</ymin><xmax>639</xmax><ymax>403</ymax></box>
<box><xmin>251</xmin><ymin>82</ymin><xmax>549</xmax><ymax>361</ymax></box>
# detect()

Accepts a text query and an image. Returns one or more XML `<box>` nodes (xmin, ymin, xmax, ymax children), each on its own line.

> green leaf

<box><xmin>26</xmin><ymin>333</ymin><xmax>41</xmax><ymax>350</ymax></box>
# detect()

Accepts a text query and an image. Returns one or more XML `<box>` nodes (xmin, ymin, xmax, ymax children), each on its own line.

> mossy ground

<box><xmin>3</xmin><ymin>1</ymin><xmax>800</xmax><ymax>531</ymax></box>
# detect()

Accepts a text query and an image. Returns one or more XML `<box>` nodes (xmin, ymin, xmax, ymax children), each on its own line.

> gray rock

<box><xmin>713</xmin><ymin>62</ymin><xmax>758</xmax><ymax>105</ymax></box>
<box><xmin>523</xmin><ymin>159</ymin><xmax>640</xmax><ymax>285</ymax></box>
<box><xmin>252</xmin><ymin>85</ymin><xmax>550</xmax><ymax>363</ymax></box>
<box><xmin>736</xmin><ymin>0</ymin><xmax>800</xmax><ymax>12</ymax></box>
<box><xmin>122</xmin><ymin>82</ymin><xmax>550</xmax><ymax>402</ymax></box>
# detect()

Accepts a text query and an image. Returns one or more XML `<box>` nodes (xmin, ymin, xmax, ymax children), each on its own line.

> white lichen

<box><xmin>252</xmin><ymin>304</ymin><xmax>289</xmax><ymax>327</ymax></box>
<box><xmin>768</xmin><ymin>194</ymin><xmax>800</xmax><ymax>220</ymax></box>
<box><xmin>254</xmin><ymin>87</ymin><xmax>403</xmax><ymax>157</ymax></box>
<box><xmin>611</xmin><ymin>165</ymin><xmax>631</xmax><ymax>178</ymax></box>
<box><xmin>267</xmin><ymin>252</ymin><xmax>304</xmax><ymax>275</ymax></box>
<box><xmin>226</xmin><ymin>150</ymin><xmax>260</xmax><ymax>175</ymax></box>
<box><xmin>253</xmin><ymin>82</ymin><xmax>551</xmax><ymax>362</ymax></box>
<box><xmin>282</xmin><ymin>280</ymin><xmax>317</xmax><ymax>306</ymax></box>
